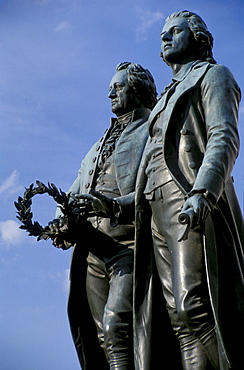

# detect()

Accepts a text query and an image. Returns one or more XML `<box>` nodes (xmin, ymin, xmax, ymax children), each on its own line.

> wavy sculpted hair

<box><xmin>164</xmin><ymin>10</ymin><xmax>217</xmax><ymax>64</ymax></box>
<box><xmin>115</xmin><ymin>62</ymin><xmax>158</xmax><ymax>110</ymax></box>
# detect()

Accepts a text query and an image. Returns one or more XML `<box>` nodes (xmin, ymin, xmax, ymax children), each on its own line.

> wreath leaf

<box><xmin>14</xmin><ymin>181</ymin><xmax>81</xmax><ymax>242</ymax></box>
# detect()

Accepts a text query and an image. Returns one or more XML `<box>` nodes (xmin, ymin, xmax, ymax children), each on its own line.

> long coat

<box><xmin>66</xmin><ymin>108</ymin><xmax>151</xmax><ymax>370</ymax></box>
<box><xmin>134</xmin><ymin>62</ymin><xmax>244</xmax><ymax>369</ymax></box>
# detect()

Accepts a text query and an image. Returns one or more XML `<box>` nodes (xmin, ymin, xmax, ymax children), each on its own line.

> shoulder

<box><xmin>201</xmin><ymin>64</ymin><xmax>241</xmax><ymax>101</ymax></box>
<box><xmin>203</xmin><ymin>63</ymin><xmax>239</xmax><ymax>86</ymax></box>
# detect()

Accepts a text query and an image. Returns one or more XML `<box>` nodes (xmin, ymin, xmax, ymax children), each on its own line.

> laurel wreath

<box><xmin>14</xmin><ymin>181</ymin><xmax>80</xmax><ymax>242</ymax></box>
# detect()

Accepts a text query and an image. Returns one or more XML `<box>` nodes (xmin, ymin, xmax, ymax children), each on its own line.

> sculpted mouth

<box><xmin>164</xmin><ymin>43</ymin><xmax>172</xmax><ymax>50</ymax></box>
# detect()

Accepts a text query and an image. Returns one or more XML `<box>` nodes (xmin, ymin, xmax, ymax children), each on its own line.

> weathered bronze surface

<box><xmin>16</xmin><ymin>11</ymin><xmax>244</xmax><ymax>370</ymax></box>
<box><xmin>134</xmin><ymin>10</ymin><xmax>244</xmax><ymax>370</ymax></box>
<box><xmin>49</xmin><ymin>62</ymin><xmax>156</xmax><ymax>369</ymax></box>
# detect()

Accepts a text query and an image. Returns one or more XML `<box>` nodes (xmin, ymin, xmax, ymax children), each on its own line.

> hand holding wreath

<box><xmin>48</xmin><ymin>215</ymin><xmax>84</xmax><ymax>250</ymax></box>
<box><xmin>15</xmin><ymin>181</ymin><xmax>91</xmax><ymax>250</ymax></box>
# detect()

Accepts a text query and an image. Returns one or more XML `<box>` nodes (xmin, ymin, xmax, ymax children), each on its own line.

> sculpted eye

<box><xmin>173</xmin><ymin>27</ymin><xmax>182</xmax><ymax>35</ymax></box>
<box><xmin>115</xmin><ymin>85</ymin><xmax>124</xmax><ymax>91</ymax></box>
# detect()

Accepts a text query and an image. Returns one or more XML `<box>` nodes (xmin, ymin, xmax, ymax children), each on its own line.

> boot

<box><xmin>201</xmin><ymin>329</ymin><xmax>220</xmax><ymax>370</ymax></box>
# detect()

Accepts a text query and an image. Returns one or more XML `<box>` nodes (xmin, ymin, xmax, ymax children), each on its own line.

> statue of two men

<box><xmin>48</xmin><ymin>9</ymin><xmax>243</xmax><ymax>370</ymax></box>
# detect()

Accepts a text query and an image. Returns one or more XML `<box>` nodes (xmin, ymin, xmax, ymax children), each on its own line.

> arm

<box><xmin>191</xmin><ymin>64</ymin><xmax>240</xmax><ymax>200</ymax></box>
<box><xmin>182</xmin><ymin>65</ymin><xmax>241</xmax><ymax>223</ymax></box>
<box><xmin>51</xmin><ymin>159</ymin><xmax>91</xmax><ymax>248</ymax></box>
<box><xmin>76</xmin><ymin>189</ymin><xmax>135</xmax><ymax>226</ymax></box>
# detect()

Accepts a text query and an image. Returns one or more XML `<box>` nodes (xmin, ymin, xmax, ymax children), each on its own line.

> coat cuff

<box><xmin>191</xmin><ymin>168</ymin><xmax>225</xmax><ymax>202</ymax></box>
<box><xmin>111</xmin><ymin>193</ymin><xmax>135</xmax><ymax>226</ymax></box>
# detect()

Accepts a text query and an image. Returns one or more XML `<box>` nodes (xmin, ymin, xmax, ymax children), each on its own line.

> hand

<box><xmin>48</xmin><ymin>217</ymin><xmax>67</xmax><ymax>234</ymax></box>
<box><xmin>76</xmin><ymin>189</ymin><xmax>116</xmax><ymax>218</ymax></box>
<box><xmin>181</xmin><ymin>193</ymin><xmax>213</xmax><ymax>226</ymax></box>
<box><xmin>48</xmin><ymin>217</ymin><xmax>74</xmax><ymax>250</ymax></box>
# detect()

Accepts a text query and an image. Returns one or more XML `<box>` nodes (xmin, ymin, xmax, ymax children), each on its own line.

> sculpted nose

<box><xmin>161</xmin><ymin>31</ymin><xmax>171</xmax><ymax>42</ymax></box>
<box><xmin>108</xmin><ymin>88</ymin><xmax>116</xmax><ymax>99</ymax></box>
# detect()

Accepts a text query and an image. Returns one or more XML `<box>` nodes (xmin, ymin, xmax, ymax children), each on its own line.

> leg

<box><xmin>150</xmin><ymin>182</ymin><xmax>220</xmax><ymax>369</ymax></box>
<box><xmin>151</xmin><ymin>224</ymin><xmax>210</xmax><ymax>370</ymax></box>
<box><xmin>86</xmin><ymin>252</ymin><xmax>110</xmax><ymax>358</ymax></box>
<box><xmin>103</xmin><ymin>254</ymin><xmax>134</xmax><ymax>370</ymax></box>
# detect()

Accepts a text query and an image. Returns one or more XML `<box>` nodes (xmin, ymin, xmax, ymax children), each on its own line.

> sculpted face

<box><xmin>161</xmin><ymin>17</ymin><xmax>195</xmax><ymax>66</ymax></box>
<box><xmin>108</xmin><ymin>70</ymin><xmax>140</xmax><ymax>117</ymax></box>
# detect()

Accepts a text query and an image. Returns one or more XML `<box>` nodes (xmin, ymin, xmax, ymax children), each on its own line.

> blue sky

<box><xmin>1</xmin><ymin>0</ymin><xmax>243</xmax><ymax>369</ymax></box>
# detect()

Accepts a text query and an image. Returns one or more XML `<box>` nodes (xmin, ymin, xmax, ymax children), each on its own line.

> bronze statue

<box><xmin>48</xmin><ymin>62</ymin><xmax>157</xmax><ymax>369</ymax></box>
<box><xmin>131</xmin><ymin>10</ymin><xmax>244</xmax><ymax>370</ymax></box>
<box><xmin>15</xmin><ymin>11</ymin><xmax>244</xmax><ymax>370</ymax></box>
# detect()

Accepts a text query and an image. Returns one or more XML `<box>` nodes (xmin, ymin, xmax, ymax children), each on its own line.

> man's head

<box><xmin>160</xmin><ymin>10</ymin><xmax>216</xmax><ymax>67</ymax></box>
<box><xmin>108</xmin><ymin>62</ymin><xmax>157</xmax><ymax>117</ymax></box>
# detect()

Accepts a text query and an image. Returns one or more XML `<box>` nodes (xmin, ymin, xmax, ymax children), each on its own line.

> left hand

<box><xmin>181</xmin><ymin>193</ymin><xmax>212</xmax><ymax>226</ymax></box>
<box><xmin>75</xmin><ymin>189</ymin><xmax>116</xmax><ymax>218</ymax></box>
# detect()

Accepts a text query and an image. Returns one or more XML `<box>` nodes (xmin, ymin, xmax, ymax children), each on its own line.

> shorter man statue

<box><xmin>50</xmin><ymin>62</ymin><xmax>157</xmax><ymax>369</ymax></box>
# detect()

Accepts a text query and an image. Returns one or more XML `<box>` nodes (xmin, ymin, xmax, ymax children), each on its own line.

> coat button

<box><xmin>92</xmin><ymin>157</ymin><xmax>97</xmax><ymax>163</ymax></box>
<box><xmin>189</xmin><ymin>162</ymin><xmax>196</xmax><ymax>169</ymax></box>
<box><xmin>184</xmin><ymin>144</ymin><xmax>191</xmax><ymax>152</ymax></box>
<box><xmin>89</xmin><ymin>170</ymin><xmax>94</xmax><ymax>175</ymax></box>
<box><xmin>96</xmin><ymin>146</ymin><xmax>100</xmax><ymax>151</ymax></box>
<box><xmin>180</xmin><ymin>128</ymin><xmax>188</xmax><ymax>135</ymax></box>
<box><xmin>85</xmin><ymin>183</ymin><xmax>90</xmax><ymax>189</ymax></box>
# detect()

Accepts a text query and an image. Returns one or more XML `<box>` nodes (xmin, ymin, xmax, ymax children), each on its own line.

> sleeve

<box><xmin>55</xmin><ymin>160</ymin><xmax>84</xmax><ymax>218</ymax></box>
<box><xmin>191</xmin><ymin>64</ymin><xmax>241</xmax><ymax>201</ymax></box>
<box><xmin>112</xmin><ymin>192</ymin><xmax>136</xmax><ymax>225</ymax></box>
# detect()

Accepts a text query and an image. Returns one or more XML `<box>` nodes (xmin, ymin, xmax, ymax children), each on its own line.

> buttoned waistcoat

<box><xmin>67</xmin><ymin>107</ymin><xmax>151</xmax><ymax>217</ymax></box>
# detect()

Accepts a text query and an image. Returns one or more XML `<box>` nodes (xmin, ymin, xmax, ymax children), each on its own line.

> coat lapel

<box><xmin>148</xmin><ymin>62</ymin><xmax>210</xmax><ymax>133</ymax></box>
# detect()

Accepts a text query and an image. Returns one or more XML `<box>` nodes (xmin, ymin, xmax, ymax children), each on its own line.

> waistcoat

<box><xmin>144</xmin><ymin>108</ymin><xmax>172</xmax><ymax>197</ymax></box>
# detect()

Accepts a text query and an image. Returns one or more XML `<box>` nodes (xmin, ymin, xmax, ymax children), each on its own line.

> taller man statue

<box><xmin>133</xmin><ymin>10</ymin><xmax>244</xmax><ymax>370</ymax></box>
<box><xmin>50</xmin><ymin>62</ymin><xmax>157</xmax><ymax>369</ymax></box>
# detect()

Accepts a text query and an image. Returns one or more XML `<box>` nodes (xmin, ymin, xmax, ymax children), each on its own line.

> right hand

<box><xmin>48</xmin><ymin>217</ymin><xmax>74</xmax><ymax>250</ymax></box>
<box><xmin>76</xmin><ymin>189</ymin><xmax>117</xmax><ymax>218</ymax></box>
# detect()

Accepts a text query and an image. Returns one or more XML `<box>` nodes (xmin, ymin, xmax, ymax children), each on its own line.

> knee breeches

<box><xmin>149</xmin><ymin>182</ymin><xmax>215</xmax><ymax>340</ymax></box>
<box><xmin>86</xmin><ymin>252</ymin><xmax>134</xmax><ymax>369</ymax></box>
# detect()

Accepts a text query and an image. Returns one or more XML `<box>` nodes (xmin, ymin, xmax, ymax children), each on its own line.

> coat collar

<box><xmin>148</xmin><ymin>61</ymin><xmax>211</xmax><ymax>130</ymax></box>
<box><xmin>110</xmin><ymin>107</ymin><xmax>151</xmax><ymax>128</ymax></box>
<box><xmin>172</xmin><ymin>60</ymin><xmax>198</xmax><ymax>82</ymax></box>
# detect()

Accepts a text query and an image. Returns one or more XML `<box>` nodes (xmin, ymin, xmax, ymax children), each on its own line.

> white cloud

<box><xmin>0</xmin><ymin>220</ymin><xmax>25</xmax><ymax>248</ymax></box>
<box><xmin>54</xmin><ymin>21</ymin><xmax>72</xmax><ymax>32</ymax></box>
<box><xmin>63</xmin><ymin>268</ymin><xmax>70</xmax><ymax>293</ymax></box>
<box><xmin>135</xmin><ymin>7</ymin><xmax>164</xmax><ymax>42</ymax></box>
<box><xmin>0</xmin><ymin>170</ymin><xmax>23</xmax><ymax>196</ymax></box>
<box><xmin>38</xmin><ymin>268</ymin><xmax>70</xmax><ymax>293</ymax></box>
